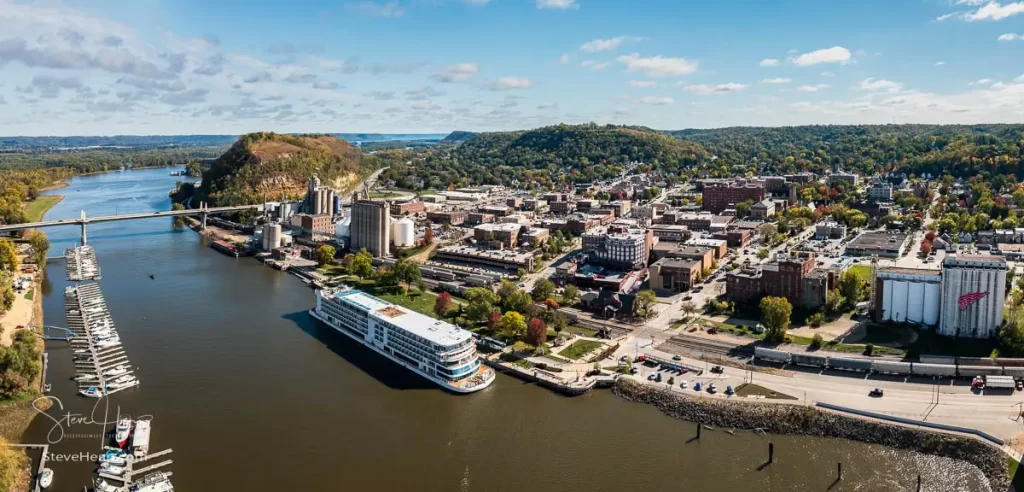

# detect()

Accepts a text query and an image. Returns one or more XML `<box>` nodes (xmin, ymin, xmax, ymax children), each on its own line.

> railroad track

<box><xmin>661</xmin><ymin>334</ymin><xmax>755</xmax><ymax>357</ymax></box>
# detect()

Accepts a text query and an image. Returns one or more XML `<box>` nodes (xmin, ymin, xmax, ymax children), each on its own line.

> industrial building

<box><xmin>350</xmin><ymin>200</ymin><xmax>391</xmax><ymax>257</ymax></box>
<box><xmin>390</xmin><ymin>201</ymin><xmax>426</xmax><ymax>216</ymax></box>
<box><xmin>845</xmin><ymin>232</ymin><xmax>908</xmax><ymax>258</ymax></box>
<box><xmin>391</xmin><ymin>217</ymin><xmax>416</xmax><ymax>248</ymax></box>
<box><xmin>435</xmin><ymin>245</ymin><xmax>534</xmax><ymax>272</ymax></box>
<box><xmin>938</xmin><ymin>255</ymin><xmax>1007</xmax><ymax>339</ymax></box>
<box><xmin>262</xmin><ymin>223</ymin><xmax>283</xmax><ymax>251</ymax></box>
<box><xmin>872</xmin><ymin>267</ymin><xmax>941</xmax><ymax>326</ymax></box>
<box><xmin>304</xmin><ymin>176</ymin><xmax>338</xmax><ymax>216</ymax></box>
<box><xmin>427</xmin><ymin>210</ymin><xmax>468</xmax><ymax>226</ymax></box>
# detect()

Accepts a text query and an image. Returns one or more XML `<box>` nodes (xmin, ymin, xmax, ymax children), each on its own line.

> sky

<box><xmin>2</xmin><ymin>0</ymin><xmax>1024</xmax><ymax>135</ymax></box>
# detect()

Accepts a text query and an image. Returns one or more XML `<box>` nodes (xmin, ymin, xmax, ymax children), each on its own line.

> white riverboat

<box><xmin>310</xmin><ymin>286</ymin><xmax>494</xmax><ymax>394</ymax></box>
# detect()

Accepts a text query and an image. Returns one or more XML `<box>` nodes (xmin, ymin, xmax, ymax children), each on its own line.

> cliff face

<box><xmin>195</xmin><ymin>132</ymin><xmax>372</xmax><ymax>206</ymax></box>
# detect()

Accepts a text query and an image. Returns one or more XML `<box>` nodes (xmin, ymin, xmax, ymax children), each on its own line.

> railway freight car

<box><xmin>828</xmin><ymin>357</ymin><xmax>872</xmax><ymax>372</ymax></box>
<box><xmin>957</xmin><ymin>365</ymin><xmax>1003</xmax><ymax>377</ymax></box>
<box><xmin>753</xmin><ymin>347</ymin><xmax>791</xmax><ymax>364</ymax></box>
<box><xmin>871</xmin><ymin>360</ymin><xmax>912</xmax><ymax>375</ymax></box>
<box><xmin>791</xmin><ymin>353</ymin><xmax>828</xmax><ymax>367</ymax></box>
<box><xmin>910</xmin><ymin>363</ymin><xmax>957</xmax><ymax>377</ymax></box>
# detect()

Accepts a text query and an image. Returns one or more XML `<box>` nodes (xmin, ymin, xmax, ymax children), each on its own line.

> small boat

<box><xmin>148</xmin><ymin>274</ymin><xmax>155</xmax><ymax>280</ymax></box>
<box><xmin>112</xmin><ymin>374</ymin><xmax>135</xmax><ymax>384</ymax></box>
<box><xmin>114</xmin><ymin>417</ymin><xmax>132</xmax><ymax>448</ymax></box>
<box><xmin>74</xmin><ymin>373</ymin><xmax>98</xmax><ymax>382</ymax></box>
<box><xmin>130</xmin><ymin>472</ymin><xmax>174</xmax><ymax>492</ymax></box>
<box><xmin>79</xmin><ymin>387</ymin><xmax>103</xmax><ymax>398</ymax></box>
<box><xmin>73</xmin><ymin>349</ymin><xmax>88</xmax><ymax>354</ymax></box>
<box><xmin>38</xmin><ymin>468</ymin><xmax>53</xmax><ymax>488</ymax></box>
<box><xmin>101</xmin><ymin>449</ymin><xmax>127</xmax><ymax>460</ymax></box>
<box><xmin>104</xmin><ymin>366</ymin><xmax>129</xmax><ymax>377</ymax></box>
<box><xmin>95</xmin><ymin>477</ymin><xmax>120</xmax><ymax>492</ymax></box>
<box><xmin>43</xmin><ymin>384</ymin><xmax>51</xmax><ymax>393</ymax></box>
<box><xmin>108</xmin><ymin>378</ymin><xmax>138</xmax><ymax>390</ymax></box>
<box><xmin>99</xmin><ymin>453</ymin><xmax>127</xmax><ymax>466</ymax></box>
<box><xmin>99</xmin><ymin>462</ymin><xmax>125</xmax><ymax>476</ymax></box>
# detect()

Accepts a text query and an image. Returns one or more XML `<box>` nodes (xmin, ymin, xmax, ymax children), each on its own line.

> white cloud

<box><xmin>966</xmin><ymin>1</ymin><xmax>1024</xmax><ymax>21</ymax></box>
<box><xmin>344</xmin><ymin>1</ymin><xmax>405</xmax><ymax>17</ymax></box>
<box><xmin>312</xmin><ymin>81</ymin><xmax>339</xmax><ymax>90</ymax></box>
<box><xmin>580</xmin><ymin>36</ymin><xmax>634</xmax><ymax>52</ymax></box>
<box><xmin>860</xmin><ymin>78</ymin><xmax>903</xmax><ymax>92</ymax></box>
<box><xmin>683</xmin><ymin>82</ymin><xmax>747</xmax><ymax>95</ymax></box>
<box><xmin>636</xmin><ymin>96</ymin><xmax>673</xmax><ymax>105</ymax></box>
<box><xmin>759</xmin><ymin>58</ymin><xmax>780</xmax><ymax>67</ymax></box>
<box><xmin>791</xmin><ymin>46</ymin><xmax>851</xmax><ymax>66</ymax></box>
<box><xmin>761</xmin><ymin>77</ymin><xmax>791</xmax><ymax>84</ymax></box>
<box><xmin>1015</xmin><ymin>74</ymin><xmax>1024</xmax><ymax>82</ymax></box>
<box><xmin>537</xmin><ymin>0</ymin><xmax>578</xmax><ymax>9</ymax></box>
<box><xmin>627</xmin><ymin>80</ymin><xmax>656</xmax><ymax>88</ymax></box>
<box><xmin>559</xmin><ymin>54</ymin><xmax>570</xmax><ymax>64</ymax></box>
<box><xmin>485</xmin><ymin>77</ymin><xmax>532</xmax><ymax>90</ymax></box>
<box><xmin>970</xmin><ymin>78</ymin><xmax>994</xmax><ymax>85</ymax></box>
<box><xmin>797</xmin><ymin>84</ymin><xmax>830</xmax><ymax>92</ymax></box>
<box><xmin>935</xmin><ymin>61</ymin><xmax>947</xmax><ymax>66</ymax></box>
<box><xmin>820</xmin><ymin>71</ymin><xmax>836</xmax><ymax>77</ymax></box>
<box><xmin>580</xmin><ymin>60</ymin><xmax>610</xmax><ymax>70</ymax></box>
<box><xmin>616</xmin><ymin>53</ymin><xmax>698</xmax><ymax>77</ymax></box>
<box><xmin>431</xmin><ymin>63</ymin><xmax>479</xmax><ymax>82</ymax></box>
<box><xmin>999</xmin><ymin>33</ymin><xmax>1022</xmax><ymax>40</ymax></box>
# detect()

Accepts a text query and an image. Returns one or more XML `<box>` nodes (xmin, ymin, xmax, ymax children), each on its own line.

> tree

<box><xmin>757</xmin><ymin>248</ymin><xmax>770</xmax><ymax>260</ymax></box>
<box><xmin>434</xmin><ymin>291</ymin><xmax>453</xmax><ymax>319</ymax></box>
<box><xmin>0</xmin><ymin>435</ymin><xmax>25</xmax><ymax>492</ymax></box>
<box><xmin>562</xmin><ymin>284</ymin><xmax>580</xmax><ymax>306</ymax></box>
<box><xmin>466</xmin><ymin>287</ymin><xmax>500</xmax><ymax>323</ymax></box>
<box><xmin>838</xmin><ymin>271</ymin><xmax>866</xmax><ymax>309</ymax></box>
<box><xmin>552</xmin><ymin>312</ymin><xmax>568</xmax><ymax>334</ymax></box>
<box><xmin>810</xmin><ymin>333</ymin><xmax>824</xmax><ymax>349</ymax></box>
<box><xmin>486</xmin><ymin>311</ymin><xmax>502</xmax><ymax>332</ymax></box>
<box><xmin>526</xmin><ymin>318</ymin><xmax>548</xmax><ymax>346</ymax></box>
<box><xmin>499</xmin><ymin>281</ymin><xmax>531</xmax><ymax>313</ymax></box>
<box><xmin>0</xmin><ymin>276</ymin><xmax>14</xmax><ymax>314</ymax></box>
<box><xmin>350</xmin><ymin>249</ymin><xmax>374</xmax><ymax>279</ymax></box>
<box><xmin>808</xmin><ymin>312</ymin><xmax>826</xmax><ymax>328</ymax></box>
<box><xmin>532</xmin><ymin>279</ymin><xmax>555</xmax><ymax>301</ymax></box>
<box><xmin>0</xmin><ymin>239</ymin><xmax>18</xmax><ymax>273</ymax></box>
<box><xmin>424</xmin><ymin>227</ymin><xmax>434</xmax><ymax>245</ymax></box>
<box><xmin>825</xmin><ymin>289</ymin><xmax>845</xmax><ymax>316</ymax></box>
<box><xmin>315</xmin><ymin>244</ymin><xmax>336</xmax><ymax>266</ymax></box>
<box><xmin>735</xmin><ymin>200</ymin><xmax>753</xmax><ymax>218</ymax></box>
<box><xmin>26</xmin><ymin>230</ymin><xmax>49</xmax><ymax>267</ymax></box>
<box><xmin>759</xmin><ymin>296</ymin><xmax>792</xmax><ymax>343</ymax></box>
<box><xmin>635</xmin><ymin>290</ymin><xmax>658</xmax><ymax>319</ymax></box>
<box><xmin>920</xmin><ymin>240</ymin><xmax>932</xmax><ymax>255</ymax></box>
<box><xmin>391</xmin><ymin>259</ymin><xmax>422</xmax><ymax>293</ymax></box>
<box><xmin>500</xmin><ymin>311</ymin><xmax>527</xmax><ymax>339</ymax></box>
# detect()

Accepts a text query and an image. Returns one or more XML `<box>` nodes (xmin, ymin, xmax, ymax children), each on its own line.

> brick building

<box><xmin>390</xmin><ymin>201</ymin><xmax>426</xmax><ymax>216</ymax></box>
<box><xmin>702</xmin><ymin>183</ymin><xmax>766</xmax><ymax>214</ymax></box>
<box><xmin>726</xmin><ymin>253</ymin><xmax>817</xmax><ymax>307</ymax></box>
<box><xmin>426</xmin><ymin>210</ymin><xmax>468</xmax><ymax>225</ymax></box>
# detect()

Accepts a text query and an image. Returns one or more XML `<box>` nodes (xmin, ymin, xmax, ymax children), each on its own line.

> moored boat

<box><xmin>99</xmin><ymin>462</ymin><xmax>125</xmax><ymax>476</ymax></box>
<box><xmin>38</xmin><ymin>468</ymin><xmax>53</xmax><ymax>489</ymax></box>
<box><xmin>114</xmin><ymin>416</ymin><xmax>132</xmax><ymax>448</ymax></box>
<box><xmin>79</xmin><ymin>387</ymin><xmax>103</xmax><ymax>398</ymax></box>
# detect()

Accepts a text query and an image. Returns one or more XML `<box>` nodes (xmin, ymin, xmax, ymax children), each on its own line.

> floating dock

<box><xmin>65</xmin><ymin>283</ymin><xmax>139</xmax><ymax>396</ymax></box>
<box><xmin>64</xmin><ymin>245</ymin><xmax>101</xmax><ymax>281</ymax></box>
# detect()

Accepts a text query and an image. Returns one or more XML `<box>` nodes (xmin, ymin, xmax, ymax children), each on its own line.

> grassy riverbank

<box><xmin>23</xmin><ymin>195</ymin><xmax>63</xmax><ymax>223</ymax></box>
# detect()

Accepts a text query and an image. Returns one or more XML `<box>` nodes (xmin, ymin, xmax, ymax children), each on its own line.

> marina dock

<box><xmin>65</xmin><ymin>283</ymin><xmax>139</xmax><ymax>397</ymax></box>
<box><xmin>64</xmin><ymin>245</ymin><xmax>101</xmax><ymax>281</ymax></box>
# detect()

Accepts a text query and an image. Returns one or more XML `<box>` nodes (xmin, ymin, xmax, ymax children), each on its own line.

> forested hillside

<box><xmin>384</xmin><ymin>124</ymin><xmax>707</xmax><ymax>190</ymax></box>
<box><xmin>671</xmin><ymin>125</ymin><xmax>1024</xmax><ymax>179</ymax></box>
<box><xmin>190</xmin><ymin>132</ymin><xmax>379</xmax><ymax>206</ymax></box>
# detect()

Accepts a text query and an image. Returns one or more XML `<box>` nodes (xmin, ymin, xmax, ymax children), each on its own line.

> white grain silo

<box><xmin>335</xmin><ymin>216</ymin><xmax>351</xmax><ymax>243</ymax></box>
<box><xmin>392</xmin><ymin>217</ymin><xmax>415</xmax><ymax>248</ymax></box>
<box><xmin>262</xmin><ymin>223</ymin><xmax>282</xmax><ymax>251</ymax></box>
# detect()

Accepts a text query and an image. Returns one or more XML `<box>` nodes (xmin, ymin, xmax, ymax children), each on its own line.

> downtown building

<box><xmin>581</xmin><ymin>227</ymin><xmax>653</xmax><ymax>270</ymax></box>
<box><xmin>701</xmin><ymin>183</ymin><xmax>766</xmax><ymax>214</ymax></box>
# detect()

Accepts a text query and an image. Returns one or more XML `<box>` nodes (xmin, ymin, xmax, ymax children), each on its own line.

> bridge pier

<box><xmin>201</xmin><ymin>212</ymin><xmax>207</xmax><ymax>230</ymax></box>
<box><xmin>81</xmin><ymin>222</ymin><xmax>87</xmax><ymax>245</ymax></box>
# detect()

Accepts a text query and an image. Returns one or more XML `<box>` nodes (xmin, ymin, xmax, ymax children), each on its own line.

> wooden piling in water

<box><xmin>837</xmin><ymin>462</ymin><xmax>842</xmax><ymax>481</ymax></box>
<box><xmin>768</xmin><ymin>442</ymin><xmax>774</xmax><ymax>463</ymax></box>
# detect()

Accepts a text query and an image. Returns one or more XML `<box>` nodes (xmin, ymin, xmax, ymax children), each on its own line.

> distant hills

<box><xmin>440</xmin><ymin>131</ymin><xmax>477</xmax><ymax>144</ymax></box>
<box><xmin>193</xmin><ymin>132</ymin><xmax>377</xmax><ymax>206</ymax></box>
<box><xmin>0</xmin><ymin>134</ymin><xmax>447</xmax><ymax>151</ymax></box>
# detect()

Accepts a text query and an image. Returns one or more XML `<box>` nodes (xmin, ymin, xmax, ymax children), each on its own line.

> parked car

<box><xmin>679</xmin><ymin>381</ymin><xmax>688</xmax><ymax>390</ymax></box>
<box><xmin>710</xmin><ymin>365</ymin><xmax>724</xmax><ymax>374</ymax></box>
<box><xmin>707</xmin><ymin>383</ymin><xmax>717</xmax><ymax>394</ymax></box>
<box><xmin>694</xmin><ymin>382</ymin><xmax>702</xmax><ymax>392</ymax></box>
<box><xmin>672</xmin><ymin>355</ymin><xmax>682</xmax><ymax>361</ymax></box>
<box><xmin>725</xmin><ymin>385</ymin><xmax>734</xmax><ymax>395</ymax></box>
<box><xmin>869</xmin><ymin>388</ymin><xmax>884</xmax><ymax>397</ymax></box>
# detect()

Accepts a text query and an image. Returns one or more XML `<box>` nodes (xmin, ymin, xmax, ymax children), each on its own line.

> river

<box><xmin>23</xmin><ymin>168</ymin><xmax>988</xmax><ymax>491</ymax></box>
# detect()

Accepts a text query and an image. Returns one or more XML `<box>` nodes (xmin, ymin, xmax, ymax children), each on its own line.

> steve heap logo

<box><xmin>31</xmin><ymin>395</ymin><xmax>149</xmax><ymax>445</ymax></box>
<box><xmin>958</xmin><ymin>291</ymin><xmax>988</xmax><ymax>310</ymax></box>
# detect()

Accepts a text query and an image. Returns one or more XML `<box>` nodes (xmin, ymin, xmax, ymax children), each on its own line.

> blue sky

<box><xmin>1</xmin><ymin>0</ymin><xmax>1024</xmax><ymax>135</ymax></box>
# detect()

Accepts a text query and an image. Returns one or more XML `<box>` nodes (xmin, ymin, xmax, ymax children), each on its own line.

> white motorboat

<box><xmin>73</xmin><ymin>348</ymin><xmax>88</xmax><ymax>354</ymax></box>
<box><xmin>95</xmin><ymin>478</ymin><xmax>120</xmax><ymax>492</ymax></box>
<box><xmin>99</xmin><ymin>462</ymin><xmax>125</xmax><ymax>476</ymax></box>
<box><xmin>79</xmin><ymin>387</ymin><xmax>103</xmax><ymax>398</ymax></box>
<box><xmin>38</xmin><ymin>468</ymin><xmax>53</xmax><ymax>489</ymax></box>
<box><xmin>108</xmin><ymin>378</ymin><xmax>138</xmax><ymax>390</ymax></box>
<box><xmin>74</xmin><ymin>373</ymin><xmax>98</xmax><ymax>382</ymax></box>
<box><xmin>112</xmin><ymin>374</ymin><xmax>135</xmax><ymax>384</ymax></box>
<box><xmin>93</xmin><ymin>339</ymin><xmax>120</xmax><ymax>349</ymax></box>
<box><xmin>114</xmin><ymin>416</ymin><xmax>132</xmax><ymax>448</ymax></box>
<box><xmin>104</xmin><ymin>365</ymin><xmax>129</xmax><ymax>377</ymax></box>
<box><xmin>129</xmin><ymin>472</ymin><xmax>174</xmax><ymax>492</ymax></box>
<box><xmin>99</xmin><ymin>453</ymin><xmax>127</xmax><ymax>466</ymax></box>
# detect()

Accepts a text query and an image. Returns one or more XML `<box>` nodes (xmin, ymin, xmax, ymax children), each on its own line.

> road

<box><xmin>0</xmin><ymin>204</ymin><xmax>263</xmax><ymax>232</ymax></box>
<box><xmin>618</xmin><ymin>338</ymin><xmax>1024</xmax><ymax>448</ymax></box>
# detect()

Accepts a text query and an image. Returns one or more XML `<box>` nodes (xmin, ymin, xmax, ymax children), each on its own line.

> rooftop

<box><xmin>328</xmin><ymin>288</ymin><xmax>471</xmax><ymax>345</ymax></box>
<box><xmin>877</xmin><ymin>267</ymin><xmax>941</xmax><ymax>277</ymax></box>
<box><xmin>847</xmin><ymin>232</ymin><xmax>908</xmax><ymax>250</ymax></box>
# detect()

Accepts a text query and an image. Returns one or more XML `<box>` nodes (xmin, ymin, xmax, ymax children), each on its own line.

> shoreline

<box><xmin>613</xmin><ymin>378</ymin><xmax>1009</xmax><ymax>491</ymax></box>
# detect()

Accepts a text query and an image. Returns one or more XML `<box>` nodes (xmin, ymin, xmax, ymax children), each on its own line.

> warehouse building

<box><xmin>872</xmin><ymin>267</ymin><xmax>941</xmax><ymax>326</ymax></box>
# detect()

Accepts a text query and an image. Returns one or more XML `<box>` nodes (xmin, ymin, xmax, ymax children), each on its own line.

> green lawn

<box><xmin>23</xmin><ymin>195</ymin><xmax>63</xmax><ymax>222</ymax></box>
<box><xmin>848</xmin><ymin>265</ymin><xmax>873</xmax><ymax>282</ymax></box>
<box><xmin>24</xmin><ymin>289</ymin><xmax>33</xmax><ymax>301</ymax></box>
<box><xmin>714</xmin><ymin>319</ymin><xmax>903</xmax><ymax>356</ymax></box>
<box><xmin>558</xmin><ymin>339</ymin><xmax>604</xmax><ymax>360</ymax></box>
<box><xmin>368</xmin><ymin>191</ymin><xmax>405</xmax><ymax>198</ymax></box>
<box><xmin>348</xmin><ymin>278</ymin><xmax>443</xmax><ymax>317</ymax></box>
